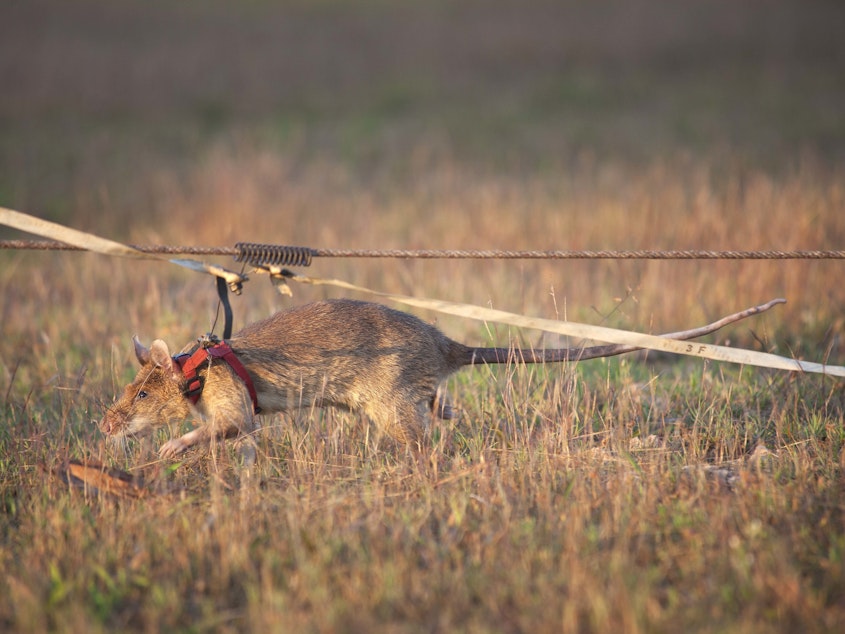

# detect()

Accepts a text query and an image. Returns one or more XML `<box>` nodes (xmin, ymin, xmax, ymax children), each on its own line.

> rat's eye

<box><xmin>136</xmin><ymin>390</ymin><xmax>148</xmax><ymax>400</ymax></box>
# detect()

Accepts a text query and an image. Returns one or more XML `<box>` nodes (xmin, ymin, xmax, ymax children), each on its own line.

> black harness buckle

<box><xmin>182</xmin><ymin>373</ymin><xmax>205</xmax><ymax>401</ymax></box>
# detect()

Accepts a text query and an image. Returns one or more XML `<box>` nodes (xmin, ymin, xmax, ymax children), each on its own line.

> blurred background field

<box><xmin>2</xmin><ymin>1</ymin><xmax>845</xmax><ymax>632</ymax></box>
<box><xmin>2</xmin><ymin>0</ymin><xmax>844</xmax><ymax>348</ymax></box>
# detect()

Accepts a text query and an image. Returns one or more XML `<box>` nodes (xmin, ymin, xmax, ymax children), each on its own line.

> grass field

<box><xmin>2</xmin><ymin>1</ymin><xmax>845</xmax><ymax>632</ymax></box>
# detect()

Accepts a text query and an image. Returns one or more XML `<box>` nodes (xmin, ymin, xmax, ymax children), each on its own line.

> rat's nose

<box><xmin>98</xmin><ymin>417</ymin><xmax>112</xmax><ymax>434</ymax></box>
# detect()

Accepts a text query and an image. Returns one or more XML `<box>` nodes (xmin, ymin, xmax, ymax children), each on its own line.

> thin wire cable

<box><xmin>1</xmin><ymin>239</ymin><xmax>844</xmax><ymax>260</ymax></box>
<box><xmin>307</xmin><ymin>248</ymin><xmax>845</xmax><ymax>260</ymax></box>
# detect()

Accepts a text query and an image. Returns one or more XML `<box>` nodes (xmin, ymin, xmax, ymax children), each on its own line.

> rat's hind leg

<box><xmin>431</xmin><ymin>388</ymin><xmax>455</xmax><ymax>420</ymax></box>
<box><xmin>364</xmin><ymin>398</ymin><xmax>431</xmax><ymax>449</ymax></box>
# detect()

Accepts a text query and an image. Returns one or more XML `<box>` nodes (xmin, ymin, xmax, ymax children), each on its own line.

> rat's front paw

<box><xmin>159</xmin><ymin>438</ymin><xmax>189</xmax><ymax>459</ymax></box>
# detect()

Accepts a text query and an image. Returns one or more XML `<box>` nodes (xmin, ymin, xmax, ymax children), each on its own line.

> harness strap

<box><xmin>173</xmin><ymin>341</ymin><xmax>261</xmax><ymax>414</ymax></box>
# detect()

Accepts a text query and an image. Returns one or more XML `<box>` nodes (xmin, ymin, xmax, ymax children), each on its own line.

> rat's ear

<box><xmin>149</xmin><ymin>339</ymin><xmax>181</xmax><ymax>380</ymax></box>
<box><xmin>133</xmin><ymin>336</ymin><xmax>151</xmax><ymax>366</ymax></box>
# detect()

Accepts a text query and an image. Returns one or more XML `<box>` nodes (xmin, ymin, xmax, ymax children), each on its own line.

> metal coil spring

<box><xmin>234</xmin><ymin>242</ymin><xmax>314</xmax><ymax>268</ymax></box>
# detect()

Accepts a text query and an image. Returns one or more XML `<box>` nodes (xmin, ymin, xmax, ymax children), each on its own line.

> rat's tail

<box><xmin>461</xmin><ymin>343</ymin><xmax>637</xmax><ymax>366</ymax></box>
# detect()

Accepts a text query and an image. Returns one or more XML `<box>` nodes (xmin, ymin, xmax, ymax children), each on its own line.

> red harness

<box><xmin>173</xmin><ymin>341</ymin><xmax>261</xmax><ymax>414</ymax></box>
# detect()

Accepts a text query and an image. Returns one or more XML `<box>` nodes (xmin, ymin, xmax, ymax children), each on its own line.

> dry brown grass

<box><xmin>2</xmin><ymin>1</ymin><xmax>845</xmax><ymax>632</ymax></box>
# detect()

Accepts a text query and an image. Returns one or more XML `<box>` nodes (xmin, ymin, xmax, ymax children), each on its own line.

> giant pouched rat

<box><xmin>99</xmin><ymin>298</ymin><xmax>771</xmax><ymax>458</ymax></box>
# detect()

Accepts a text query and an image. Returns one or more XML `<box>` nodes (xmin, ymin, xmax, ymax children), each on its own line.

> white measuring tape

<box><xmin>273</xmin><ymin>271</ymin><xmax>845</xmax><ymax>377</ymax></box>
<box><xmin>3</xmin><ymin>206</ymin><xmax>843</xmax><ymax>377</ymax></box>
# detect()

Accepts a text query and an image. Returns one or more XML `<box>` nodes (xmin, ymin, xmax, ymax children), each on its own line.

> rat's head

<box><xmin>99</xmin><ymin>337</ymin><xmax>192</xmax><ymax>439</ymax></box>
